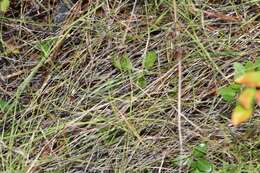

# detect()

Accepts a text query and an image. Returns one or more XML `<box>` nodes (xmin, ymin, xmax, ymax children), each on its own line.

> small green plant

<box><xmin>143</xmin><ymin>51</ymin><xmax>157</xmax><ymax>70</ymax></box>
<box><xmin>138</xmin><ymin>51</ymin><xmax>157</xmax><ymax>88</ymax></box>
<box><xmin>136</xmin><ymin>75</ymin><xmax>147</xmax><ymax>88</ymax></box>
<box><xmin>112</xmin><ymin>54</ymin><xmax>133</xmax><ymax>72</ymax></box>
<box><xmin>218</xmin><ymin>59</ymin><xmax>260</xmax><ymax>126</ymax></box>
<box><xmin>172</xmin><ymin>143</ymin><xmax>213</xmax><ymax>173</ymax></box>
<box><xmin>218</xmin><ymin>83</ymin><xmax>241</xmax><ymax>102</ymax></box>
<box><xmin>0</xmin><ymin>0</ymin><xmax>10</xmax><ymax>13</ymax></box>
<box><xmin>219</xmin><ymin>60</ymin><xmax>260</xmax><ymax>102</ymax></box>
<box><xmin>112</xmin><ymin>51</ymin><xmax>158</xmax><ymax>88</ymax></box>
<box><xmin>37</xmin><ymin>38</ymin><xmax>56</xmax><ymax>58</ymax></box>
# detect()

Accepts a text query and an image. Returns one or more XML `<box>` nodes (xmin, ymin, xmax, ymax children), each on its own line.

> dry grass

<box><xmin>0</xmin><ymin>0</ymin><xmax>259</xmax><ymax>172</ymax></box>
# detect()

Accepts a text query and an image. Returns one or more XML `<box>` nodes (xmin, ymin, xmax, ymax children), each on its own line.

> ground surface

<box><xmin>0</xmin><ymin>0</ymin><xmax>259</xmax><ymax>172</ymax></box>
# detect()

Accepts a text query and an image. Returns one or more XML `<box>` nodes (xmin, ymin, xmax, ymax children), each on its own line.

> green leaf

<box><xmin>192</xmin><ymin>143</ymin><xmax>207</xmax><ymax>158</ymax></box>
<box><xmin>194</xmin><ymin>158</ymin><xmax>213</xmax><ymax>173</ymax></box>
<box><xmin>143</xmin><ymin>51</ymin><xmax>157</xmax><ymax>70</ymax></box>
<box><xmin>229</xmin><ymin>83</ymin><xmax>241</xmax><ymax>91</ymax></box>
<box><xmin>136</xmin><ymin>75</ymin><xmax>147</xmax><ymax>88</ymax></box>
<box><xmin>0</xmin><ymin>0</ymin><xmax>10</xmax><ymax>13</ymax></box>
<box><xmin>37</xmin><ymin>38</ymin><xmax>56</xmax><ymax>58</ymax></box>
<box><xmin>112</xmin><ymin>56</ymin><xmax>122</xmax><ymax>70</ymax></box>
<box><xmin>112</xmin><ymin>54</ymin><xmax>133</xmax><ymax>72</ymax></box>
<box><xmin>120</xmin><ymin>54</ymin><xmax>132</xmax><ymax>72</ymax></box>
<box><xmin>218</xmin><ymin>84</ymin><xmax>241</xmax><ymax>102</ymax></box>
<box><xmin>234</xmin><ymin>62</ymin><xmax>245</xmax><ymax>79</ymax></box>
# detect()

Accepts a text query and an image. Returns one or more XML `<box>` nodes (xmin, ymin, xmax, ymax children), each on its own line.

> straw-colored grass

<box><xmin>0</xmin><ymin>0</ymin><xmax>259</xmax><ymax>172</ymax></box>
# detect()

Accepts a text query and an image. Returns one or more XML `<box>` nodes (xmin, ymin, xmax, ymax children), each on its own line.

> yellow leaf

<box><xmin>231</xmin><ymin>104</ymin><xmax>253</xmax><ymax>126</ymax></box>
<box><xmin>0</xmin><ymin>0</ymin><xmax>10</xmax><ymax>13</ymax></box>
<box><xmin>235</xmin><ymin>71</ymin><xmax>260</xmax><ymax>87</ymax></box>
<box><xmin>238</xmin><ymin>88</ymin><xmax>256</xmax><ymax>109</ymax></box>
